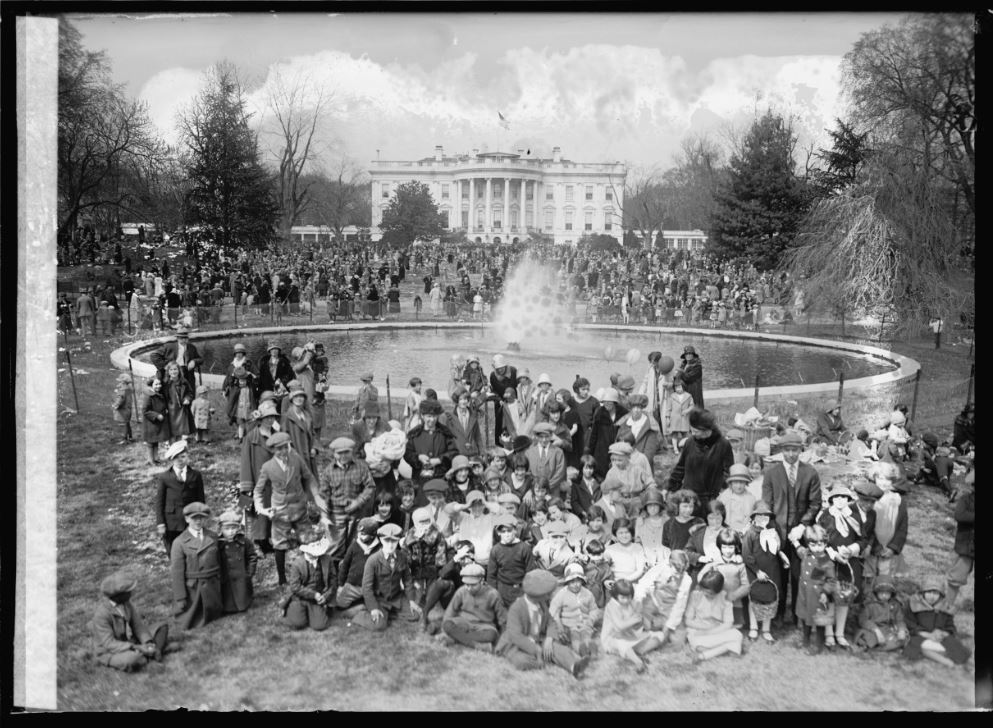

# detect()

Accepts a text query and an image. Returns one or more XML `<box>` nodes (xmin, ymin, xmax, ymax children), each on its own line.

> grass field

<box><xmin>53</xmin><ymin>318</ymin><xmax>978</xmax><ymax>711</ymax></box>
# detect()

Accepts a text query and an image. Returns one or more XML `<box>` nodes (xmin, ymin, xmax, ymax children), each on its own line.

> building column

<box><xmin>503</xmin><ymin>178</ymin><xmax>510</xmax><ymax>234</ymax></box>
<box><xmin>485</xmin><ymin>178</ymin><xmax>492</xmax><ymax>232</ymax></box>
<box><xmin>468</xmin><ymin>178</ymin><xmax>475</xmax><ymax>233</ymax></box>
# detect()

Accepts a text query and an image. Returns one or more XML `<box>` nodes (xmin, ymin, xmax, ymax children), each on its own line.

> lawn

<box><xmin>53</xmin><ymin>323</ymin><xmax>978</xmax><ymax>711</ymax></box>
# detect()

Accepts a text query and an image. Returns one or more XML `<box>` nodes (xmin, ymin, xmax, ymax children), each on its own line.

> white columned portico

<box><xmin>503</xmin><ymin>178</ymin><xmax>509</xmax><ymax>233</ymax></box>
<box><xmin>469</xmin><ymin>178</ymin><xmax>475</xmax><ymax>232</ymax></box>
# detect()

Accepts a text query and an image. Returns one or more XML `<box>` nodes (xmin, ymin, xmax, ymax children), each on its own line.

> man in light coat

<box><xmin>526</xmin><ymin>423</ymin><xmax>567</xmax><ymax>493</ymax></box>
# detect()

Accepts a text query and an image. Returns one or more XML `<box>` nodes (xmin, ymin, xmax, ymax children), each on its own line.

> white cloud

<box><xmin>140</xmin><ymin>45</ymin><xmax>845</xmax><ymax>170</ymax></box>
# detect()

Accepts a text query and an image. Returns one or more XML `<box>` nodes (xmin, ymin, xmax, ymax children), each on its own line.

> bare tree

<box><xmin>266</xmin><ymin>67</ymin><xmax>332</xmax><ymax>240</ymax></box>
<box><xmin>623</xmin><ymin>166</ymin><xmax>669</xmax><ymax>248</ymax></box>
<box><xmin>309</xmin><ymin>156</ymin><xmax>370</xmax><ymax>240</ymax></box>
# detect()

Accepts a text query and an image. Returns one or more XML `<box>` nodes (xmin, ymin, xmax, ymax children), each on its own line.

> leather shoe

<box><xmin>572</xmin><ymin>655</ymin><xmax>591</xmax><ymax>678</ymax></box>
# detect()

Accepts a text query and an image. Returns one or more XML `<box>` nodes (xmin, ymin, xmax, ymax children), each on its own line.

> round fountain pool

<box><xmin>125</xmin><ymin>323</ymin><xmax>909</xmax><ymax>400</ymax></box>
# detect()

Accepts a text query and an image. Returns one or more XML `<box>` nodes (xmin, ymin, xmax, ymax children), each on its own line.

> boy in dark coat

<box><xmin>487</xmin><ymin>513</ymin><xmax>538</xmax><ymax>607</ymax></box>
<box><xmin>218</xmin><ymin>510</ymin><xmax>257</xmax><ymax>613</ymax></box>
<box><xmin>335</xmin><ymin>517</ymin><xmax>381</xmax><ymax>616</ymax></box>
<box><xmin>90</xmin><ymin>571</ymin><xmax>170</xmax><ymax>672</ymax></box>
<box><xmin>422</xmin><ymin>540</ymin><xmax>476</xmax><ymax>633</ymax></box>
<box><xmin>170</xmin><ymin>502</ymin><xmax>224</xmax><ymax>630</ymax></box>
<box><xmin>902</xmin><ymin>576</ymin><xmax>971</xmax><ymax>666</ymax></box>
<box><xmin>284</xmin><ymin>528</ymin><xmax>337</xmax><ymax>631</ymax></box>
<box><xmin>155</xmin><ymin>440</ymin><xmax>206</xmax><ymax>556</ymax></box>
<box><xmin>353</xmin><ymin>523</ymin><xmax>423</xmax><ymax>630</ymax></box>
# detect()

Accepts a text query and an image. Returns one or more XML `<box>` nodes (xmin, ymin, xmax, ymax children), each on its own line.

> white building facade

<box><xmin>369</xmin><ymin>146</ymin><xmax>626</xmax><ymax>246</ymax></box>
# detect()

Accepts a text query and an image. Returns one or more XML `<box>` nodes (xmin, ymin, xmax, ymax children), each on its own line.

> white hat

<box><xmin>492</xmin><ymin>354</ymin><xmax>506</xmax><ymax>368</ymax></box>
<box><xmin>537</xmin><ymin>373</ymin><xmax>552</xmax><ymax>385</ymax></box>
<box><xmin>163</xmin><ymin>440</ymin><xmax>188</xmax><ymax>460</ymax></box>
<box><xmin>600</xmin><ymin>388</ymin><xmax>620</xmax><ymax>404</ymax></box>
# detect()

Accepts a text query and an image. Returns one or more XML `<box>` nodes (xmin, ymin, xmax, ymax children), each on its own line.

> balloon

<box><xmin>657</xmin><ymin>356</ymin><xmax>675</xmax><ymax>375</ymax></box>
<box><xmin>626</xmin><ymin>348</ymin><xmax>642</xmax><ymax>366</ymax></box>
<box><xmin>604</xmin><ymin>346</ymin><xmax>615</xmax><ymax>361</ymax></box>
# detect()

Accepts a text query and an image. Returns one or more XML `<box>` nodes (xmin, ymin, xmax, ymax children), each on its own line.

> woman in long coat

<box><xmin>223</xmin><ymin>343</ymin><xmax>257</xmax><ymax>431</ymax></box>
<box><xmin>163</xmin><ymin>361</ymin><xmax>194</xmax><ymax>442</ymax></box>
<box><xmin>141</xmin><ymin>377</ymin><xmax>171</xmax><ymax>464</ymax></box>
<box><xmin>586</xmin><ymin>391</ymin><xmax>628</xmax><ymax>479</ymax></box>
<box><xmin>256</xmin><ymin>343</ymin><xmax>294</xmax><ymax>400</ymax></box>
<box><xmin>677</xmin><ymin>346</ymin><xmax>704</xmax><ymax>409</ymax></box>
<box><xmin>238</xmin><ymin>400</ymin><xmax>280</xmax><ymax>553</ymax></box>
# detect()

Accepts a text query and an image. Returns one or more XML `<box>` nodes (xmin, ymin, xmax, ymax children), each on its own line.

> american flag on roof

<box><xmin>498</xmin><ymin>111</ymin><xmax>510</xmax><ymax>130</ymax></box>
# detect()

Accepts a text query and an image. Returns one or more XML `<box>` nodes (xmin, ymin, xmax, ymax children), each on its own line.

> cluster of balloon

<box><xmin>625</xmin><ymin>348</ymin><xmax>642</xmax><ymax>367</ymax></box>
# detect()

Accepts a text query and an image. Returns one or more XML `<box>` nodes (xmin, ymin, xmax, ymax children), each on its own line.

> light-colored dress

<box><xmin>684</xmin><ymin>589</ymin><xmax>741</xmax><ymax>651</ymax></box>
<box><xmin>601</xmin><ymin>598</ymin><xmax>652</xmax><ymax>660</ymax></box>
<box><xmin>605</xmin><ymin>541</ymin><xmax>647</xmax><ymax>583</ymax></box>
<box><xmin>668</xmin><ymin>391</ymin><xmax>693</xmax><ymax>433</ymax></box>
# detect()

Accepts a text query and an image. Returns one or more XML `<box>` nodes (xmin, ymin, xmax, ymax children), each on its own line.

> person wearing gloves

<box><xmin>440</xmin><ymin>563</ymin><xmax>508</xmax><ymax>652</ymax></box>
<box><xmin>495</xmin><ymin>569</ymin><xmax>592</xmax><ymax>678</ymax></box>
<box><xmin>761</xmin><ymin>430</ymin><xmax>821</xmax><ymax>627</ymax></box>
<box><xmin>155</xmin><ymin>440</ymin><xmax>206</xmax><ymax>557</ymax></box>
<box><xmin>283</xmin><ymin>526</ymin><xmax>337</xmax><ymax>631</ymax></box>
<box><xmin>90</xmin><ymin>571</ymin><xmax>171</xmax><ymax>672</ymax></box>
<box><xmin>169</xmin><ymin>501</ymin><xmax>223</xmax><ymax>630</ymax></box>
<box><xmin>353</xmin><ymin>523</ymin><xmax>423</xmax><ymax>630</ymax></box>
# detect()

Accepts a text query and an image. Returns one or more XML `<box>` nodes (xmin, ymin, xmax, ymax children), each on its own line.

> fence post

<box><xmin>910</xmin><ymin>369</ymin><xmax>922</xmax><ymax>423</ymax></box>
<box><xmin>65</xmin><ymin>348</ymin><xmax>80</xmax><ymax>412</ymax></box>
<box><xmin>840</xmin><ymin>310</ymin><xmax>845</xmax><ymax>338</ymax></box>
<box><xmin>966</xmin><ymin>363</ymin><xmax>975</xmax><ymax>408</ymax></box>
<box><xmin>234</xmin><ymin>297</ymin><xmax>238</xmax><ymax>326</ymax></box>
<box><xmin>837</xmin><ymin>371</ymin><xmax>845</xmax><ymax>407</ymax></box>
<box><xmin>309</xmin><ymin>291</ymin><xmax>314</xmax><ymax>324</ymax></box>
<box><xmin>753</xmin><ymin>373</ymin><xmax>760</xmax><ymax>409</ymax></box>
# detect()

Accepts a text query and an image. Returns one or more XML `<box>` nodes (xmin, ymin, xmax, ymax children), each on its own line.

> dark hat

<box><xmin>627</xmin><ymin>393</ymin><xmax>649</xmax><ymax>409</ymax></box>
<box><xmin>642</xmin><ymin>488</ymin><xmax>665</xmax><ymax>508</ymax></box>
<box><xmin>363</xmin><ymin>402</ymin><xmax>381</xmax><ymax>418</ymax></box>
<box><xmin>183</xmin><ymin>501</ymin><xmax>210</xmax><ymax>517</ymax></box>
<box><xmin>419</xmin><ymin>400</ymin><xmax>443</xmax><ymax>416</ymax></box>
<box><xmin>100</xmin><ymin>570</ymin><xmax>138</xmax><ymax>599</ymax></box>
<box><xmin>532</xmin><ymin>422</ymin><xmax>556</xmax><ymax>435</ymax></box>
<box><xmin>175</xmin><ymin>328</ymin><xmax>190</xmax><ymax>338</ymax></box>
<box><xmin>422</xmin><ymin>478</ymin><xmax>449</xmax><ymax>495</ymax></box>
<box><xmin>921</xmin><ymin>432</ymin><xmax>939</xmax><ymax>449</ymax></box>
<box><xmin>854</xmin><ymin>481</ymin><xmax>884</xmax><ymax>500</ymax></box>
<box><xmin>523</xmin><ymin>569</ymin><xmax>558</xmax><ymax>598</ymax></box>
<box><xmin>681</xmin><ymin>345</ymin><xmax>697</xmax><ymax>357</ymax></box>
<box><xmin>511</xmin><ymin>435</ymin><xmax>532</xmax><ymax>452</ymax></box>
<box><xmin>358</xmin><ymin>517</ymin><xmax>381</xmax><ymax>536</ymax></box>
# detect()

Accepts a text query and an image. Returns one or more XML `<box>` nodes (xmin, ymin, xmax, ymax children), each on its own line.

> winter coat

<box><xmin>219</xmin><ymin>534</ymin><xmax>257</xmax><ymax>613</ymax></box>
<box><xmin>666</xmin><ymin>431</ymin><xmax>734</xmax><ymax>504</ymax></box>
<box><xmin>238</xmin><ymin>420</ymin><xmax>276</xmax><ymax>543</ymax></box>
<box><xmin>794</xmin><ymin>550</ymin><xmax>837</xmax><ymax>626</ymax></box>
<box><xmin>155</xmin><ymin>466</ymin><xmax>206</xmax><ymax>532</ymax></box>
<box><xmin>223</xmin><ymin>361</ymin><xmax>258</xmax><ymax>422</ymax></box>
<box><xmin>141</xmin><ymin>388</ymin><xmax>171</xmax><ymax>443</ymax></box>
<box><xmin>586</xmin><ymin>403</ymin><xmax>629</xmax><ymax>478</ymax></box>
<box><xmin>615</xmin><ymin>413</ymin><xmax>663</xmax><ymax>465</ymax></box>
<box><xmin>164</xmin><ymin>376</ymin><xmax>194</xmax><ymax>438</ymax></box>
<box><xmin>677</xmin><ymin>357</ymin><xmax>704</xmax><ymax>408</ymax></box>
<box><xmin>256</xmin><ymin>354</ymin><xmax>294</xmax><ymax>398</ymax></box>
<box><xmin>170</xmin><ymin>528</ymin><xmax>223</xmax><ymax>630</ymax></box>
<box><xmin>89</xmin><ymin>599</ymin><xmax>155</xmax><ymax>665</ymax></box>
<box><xmin>403</xmin><ymin>424</ymin><xmax>458</xmax><ymax>481</ymax></box>
<box><xmin>439</xmin><ymin>409</ymin><xmax>486</xmax><ymax>459</ymax></box>
<box><xmin>191</xmin><ymin>396</ymin><xmax>213</xmax><ymax>430</ymax></box>
<box><xmin>112</xmin><ymin>384</ymin><xmax>134</xmax><ymax>424</ymax></box>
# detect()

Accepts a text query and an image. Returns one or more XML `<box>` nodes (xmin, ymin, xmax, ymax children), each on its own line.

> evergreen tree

<box><xmin>708</xmin><ymin>111</ymin><xmax>812</xmax><ymax>270</ymax></box>
<box><xmin>811</xmin><ymin>119</ymin><xmax>872</xmax><ymax>196</ymax></box>
<box><xmin>378</xmin><ymin>181</ymin><xmax>445</xmax><ymax>247</ymax></box>
<box><xmin>179</xmin><ymin>63</ymin><xmax>278</xmax><ymax>248</ymax></box>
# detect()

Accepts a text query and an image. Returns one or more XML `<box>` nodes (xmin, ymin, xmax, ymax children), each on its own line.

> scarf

<box><xmin>758</xmin><ymin>526</ymin><xmax>780</xmax><ymax>555</ymax></box>
<box><xmin>874</xmin><ymin>491</ymin><xmax>901</xmax><ymax>548</ymax></box>
<box><xmin>828</xmin><ymin>503</ymin><xmax>861</xmax><ymax>540</ymax></box>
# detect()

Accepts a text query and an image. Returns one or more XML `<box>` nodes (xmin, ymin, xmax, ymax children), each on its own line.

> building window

<box><xmin>565</xmin><ymin>210</ymin><xmax>573</xmax><ymax>231</ymax></box>
<box><xmin>461</xmin><ymin>211</ymin><xmax>469</xmax><ymax>228</ymax></box>
<box><xmin>441</xmin><ymin>211</ymin><xmax>449</xmax><ymax>227</ymax></box>
<box><xmin>606</xmin><ymin>189</ymin><xmax>613</xmax><ymax>201</ymax></box>
<box><xmin>544</xmin><ymin>210</ymin><xmax>553</xmax><ymax>231</ymax></box>
<box><xmin>565</xmin><ymin>185</ymin><xmax>574</xmax><ymax>202</ymax></box>
<box><xmin>462</xmin><ymin>184</ymin><xmax>469</xmax><ymax>199</ymax></box>
<box><xmin>441</xmin><ymin>183</ymin><xmax>449</xmax><ymax>200</ymax></box>
<box><xmin>526</xmin><ymin>211</ymin><xmax>533</xmax><ymax>229</ymax></box>
<box><xmin>381</xmin><ymin>182</ymin><xmax>391</xmax><ymax>198</ymax></box>
<box><xmin>546</xmin><ymin>188</ymin><xmax>554</xmax><ymax>201</ymax></box>
<box><xmin>585</xmin><ymin>185</ymin><xmax>593</xmax><ymax>200</ymax></box>
<box><xmin>584</xmin><ymin>211</ymin><xmax>593</xmax><ymax>231</ymax></box>
<box><xmin>604</xmin><ymin>208</ymin><xmax>614</xmax><ymax>231</ymax></box>
<box><xmin>495</xmin><ymin>185</ymin><xmax>503</xmax><ymax>199</ymax></box>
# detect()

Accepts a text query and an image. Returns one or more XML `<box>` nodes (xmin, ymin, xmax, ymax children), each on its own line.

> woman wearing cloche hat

<box><xmin>677</xmin><ymin>345</ymin><xmax>704</xmax><ymax>408</ymax></box>
<box><xmin>741</xmin><ymin>499</ymin><xmax>789</xmax><ymax>643</ymax></box>
<box><xmin>222</xmin><ymin>342</ymin><xmax>257</xmax><ymax>437</ymax></box>
<box><xmin>816</xmin><ymin>482</ymin><xmax>868</xmax><ymax>650</ymax></box>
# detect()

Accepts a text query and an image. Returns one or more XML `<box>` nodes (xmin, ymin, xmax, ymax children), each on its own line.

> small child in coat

<box><xmin>549</xmin><ymin>563</ymin><xmax>600</xmax><ymax>657</ymax></box>
<box><xmin>741</xmin><ymin>500</ymin><xmax>790</xmax><ymax>643</ymax></box>
<box><xmin>191</xmin><ymin>385</ymin><xmax>215</xmax><ymax>443</ymax></box>
<box><xmin>717</xmin><ymin>465</ymin><xmax>757</xmax><ymax>536</ymax></box>
<box><xmin>112</xmin><ymin>373</ymin><xmax>135</xmax><ymax>444</ymax></box>
<box><xmin>580</xmin><ymin>539</ymin><xmax>614</xmax><ymax>613</ymax></box>
<box><xmin>217</xmin><ymin>510</ymin><xmax>257</xmax><ymax>614</ymax></box>
<box><xmin>402</xmin><ymin>506</ymin><xmax>449</xmax><ymax>606</ymax></box>
<box><xmin>854</xmin><ymin>576</ymin><xmax>907</xmax><ymax>652</ymax></box>
<box><xmin>795</xmin><ymin>524</ymin><xmax>838</xmax><ymax>655</ymax></box>
<box><xmin>902</xmin><ymin>575</ymin><xmax>971</xmax><ymax>667</ymax></box>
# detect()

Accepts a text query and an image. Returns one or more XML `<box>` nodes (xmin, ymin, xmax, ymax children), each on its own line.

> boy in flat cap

<box><xmin>319</xmin><ymin>437</ymin><xmax>377</xmax><ymax>562</ymax></box>
<box><xmin>284</xmin><ymin>527</ymin><xmax>337</xmax><ymax>631</ymax></box>
<box><xmin>350</xmin><ymin>372</ymin><xmax>379</xmax><ymax>423</ymax></box>
<box><xmin>495</xmin><ymin>569</ymin><xmax>591</xmax><ymax>677</ymax></box>
<box><xmin>254</xmin><ymin>431</ymin><xmax>317</xmax><ymax>586</ymax></box>
<box><xmin>422</xmin><ymin>540</ymin><xmax>476</xmax><ymax>633</ymax></box>
<box><xmin>526</xmin><ymin>423</ymin><xmax>567</xmax><ymax>493</ymax></box>
<box><xmin>90</xmin><ymin>571</ymin><xmax>170</xmax><ymax>672</ymax></box>
<box><xmin>170</xmin><ymin>502</ymin><xmax>224</xmax><ymax>629</ymax></box>
<box><xmin>441</xmin><ymin>563</ymin><xmax>508</xmax><ymax>652</ymax></box>
<box><xmin>155</xmin><ymin>439</ymin><xmax>206</xmax><ymax>556</ymax></box>
<box><xmin>353</xmin><ymin>523</ymin><xmax>423</xmax><ymax>630</ymax></box>
<box><xmin>488</xmin><ymin>513</ymin><xmax>538</xmax><ymax>607</ymax></box>
<box><xmin>217</xmin><ymin>510</ymin><xmax>257</xmax><ymax>614</ymax></box>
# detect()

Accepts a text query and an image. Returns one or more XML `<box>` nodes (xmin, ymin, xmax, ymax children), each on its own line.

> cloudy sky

<box><xmin>71</xmin><ymin>12</ymin><xmax>908</xmax><ymax>172</ymax></box>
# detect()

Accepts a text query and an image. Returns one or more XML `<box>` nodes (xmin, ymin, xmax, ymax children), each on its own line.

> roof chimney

<box><xmin>552</xmin><ymin>146</ymin><xmax>561</xmax><ymax>162</ymax></box>
<box><xmin>516</xmin><ymin>148</ymin><xmax>524</xmax><ymax>157</ymax></box>
<box><xmin>472</xmin><ymin>148</ymin><xmax>479</xmax><ymax>157</ymax></box>
<box><xmin>434</xmin><ymin>145</ymin><xmax>443</xmax><ymax>161</ymax></box>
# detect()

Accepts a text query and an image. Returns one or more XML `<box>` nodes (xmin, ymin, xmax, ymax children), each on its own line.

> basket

<box><xmin>834</xmin><ymin>561</ymin><xmax>859</xmax><ymax>606</ymax></box>
<box><xmin>743</xmin><ymin>425</ymin><xmax>773</xmax><ymax>452</ymax></box>
<box><xmin>749</xmin><ymin>578</ymin><xmax>779</xmax><ymax>621</ymax></box>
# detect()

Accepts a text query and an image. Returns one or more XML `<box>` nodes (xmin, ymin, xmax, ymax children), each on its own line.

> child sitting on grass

<box><xmin>423</xmin><ymin>540</ymin><xmax>476</xmax><ymax>634</ymax></box>
<box><xmin>90</xmin><ymin>571</ymin><xmax>170</xmax><ymax>672</ymax></box>
<box><xmin>641</xmin><ymin>549</ymin><xmax>692</xmax><ymax>649</ymax></box>
<box><xmin>854</xmin><ymin>576</ymin><xmax>907</xmax><ymax>652</ymax></box>
<box><xmin>549</xmin><ymin>562</ymin><xmax>600</xmax><ymax>658</ymax></box>
<box><xmin>902</xmin><ymin>576</ymin><xmax>971</xmax><ymax>667</ymax></box>
<box><xmin>600</xmin><ymin>579</ymin><xmax>664</xmax><ymax>673</ymax></box>
<box><xmin>579</xmin><ymin>539</ymin><xmax>614</xmax><ymax>612</ymax></box>
<box><xmin>683</xmin><ymin>568</ymin><xmax>744</xmax><ymax>662</ymax></box>
<box><xmin>217</xmin><ymin>510</ymin><xmax>257</xmax><ymax>614</ymax></box>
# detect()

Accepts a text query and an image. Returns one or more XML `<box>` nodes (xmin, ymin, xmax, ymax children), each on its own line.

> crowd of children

<box><xmin>95</xmin><ymin>343</ymin><xmax>975</xmax><ymax>680</ymax></box>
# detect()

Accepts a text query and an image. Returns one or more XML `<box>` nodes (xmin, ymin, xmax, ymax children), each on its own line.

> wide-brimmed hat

<box><xmin>600</xmin><ymin>388</ymin><xmax>620</xmax><ymax>404</ymax></box>
<box><xmin>778</xmin><ymin>431</ymin><xmax>805</xmax><ymax>448</ymax></box>
<box><xmin>537</xmin><ymin>373</ymin><xmax>552</xmax><ymax>385</ymax></box>
<box><xmin>492</xmin><ymin>354</ymin><xmax>507</xmax><ymax>368</ymax></box>
<box><xmin>266</xmin><ymin>342</ymin><xmax>281</xmax><ymax>352</ymax></box>
<box><xmin>256</xmin><ymin>400</ymin><xmax>279</xmax><ymax>419</ymax></box>
<box><xmin>266</xmin><ymin>431</ymin><xmax>292</xmax><ymax>449</ymax></box>
<box><xmin>726</xmin><ymin>464</ymin><xmax>752</xmax><ymax>483</ymax></box>
<box><xmin>483</xmin><ymin>467</ymin><xmax>505</xmax><ymax>484</ymax></box>
<box><xmin>560</xmin><ymin>562</ymin><xmax>587</xmax><ymax>584</ymax></box>
<box><xmin>681</xmin><ymin>345</ymin><xmax>697</xmax><ymax>358</ymax></box>
<box><xmin>233</xmin><ymin>343</ymin><xmax>247</xmax><ymax>354</ymax></box>
<box><xmin>100</xmin><ymin>570</ymin><xmax>138</xmax><ymax>599</ymax></box>
<box><xmin>523</xmin><ymin>569</ymin><xmax>558</xmax><ymax>598</ymax></box>
<box><xmin>827</xmin><ymin>484</ymin><xmax>855</xmax><ymax>502</ymax></box>
<box><xmin>518</xmin><ymin>369</ymin><xmax>532</xmax><ymax>381</ymax></box>
<box><xmin>446</xmin><ymin>455</ymin><xmax>471</xmax><ymax>478</ymax></box>
<box><xmin>749</xmin><ymin>500</ymin><xmax>775</xmax><ymax>518</ymax></box>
